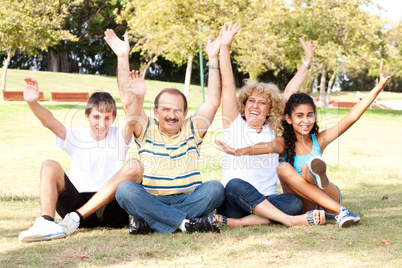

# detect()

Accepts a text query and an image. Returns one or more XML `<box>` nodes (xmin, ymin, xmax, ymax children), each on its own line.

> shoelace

<box><xmin>335</xmin><ymin>208</ymin><xmax>348</xmax><ymax>221</ymax></box>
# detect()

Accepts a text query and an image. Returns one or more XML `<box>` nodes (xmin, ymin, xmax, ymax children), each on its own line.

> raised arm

<box><xmin>193</xmin><ymin>30</ymin><xmax>222</xmax><ymax>137</ymax></box>
<box><xmin>219</xmin><ymin>22</ymin><xmax>241</xmax><ymax>128</ymax></box>
<box><xmin>281</xmin><ymin>39</ymin><xmax>316</xmax><ymax>107</ymax></box>
<box><xmin>104</xmin><ymin>29</ymin><xmax>133</xmax><ymax>115</ymax></box>
<box><xmin>317</xmin><ymin>59</ymin><xmax>390</xmax><ymax>150</ymax></box>
<box><xmin>24</xmin><ymin>78</ymin><xmax>66</xmax><ymax>140</ymax></box>
<box><xmin>120</xmin><ymin>71</ymin><xmax>148</xmax><ymax>140</ymax></box>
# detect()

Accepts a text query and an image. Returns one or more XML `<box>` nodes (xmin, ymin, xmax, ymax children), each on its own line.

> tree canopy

<box><xmin>2</xmin><ymin>0</ymin><xmax>401</xmax><ymax>94</ymax></box>
<box><xmin>0</xmin><ymin>0</ymin><xmax>77</xmax><ymax>91</ymax></box>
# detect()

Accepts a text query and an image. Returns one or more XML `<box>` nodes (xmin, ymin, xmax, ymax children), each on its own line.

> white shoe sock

<box><xmin>180</xmin><ymin>219</ymin><xmax>189</xmax><ymax>232</ymax></box>
<box><xmin>70</xmin><ymin>212</ymin><xmax>81</xmax><ymax>223</ymax></box>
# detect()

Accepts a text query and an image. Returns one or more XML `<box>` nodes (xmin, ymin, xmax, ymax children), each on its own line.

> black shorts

<box><xmin>56</xmin><ymin>173</ymin><xmax>129</xmax><ymax>228</ymax></box>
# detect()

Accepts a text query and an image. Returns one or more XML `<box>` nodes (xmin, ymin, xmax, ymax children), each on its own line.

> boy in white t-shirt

<box><xmin>19</xmin><ymin>77</ymin><xmax>143</xmax><ymax>243</ymax></box>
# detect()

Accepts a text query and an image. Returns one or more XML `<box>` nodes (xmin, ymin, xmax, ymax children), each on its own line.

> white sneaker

<box><xmin>19</xmin><ymin>217</ymin><xmax>66</xmax><ymax>243</ymax></box>
<box><xmin>58</xmin><ymin>212</ymin><xmax>80</xmax><ymax>235</ymax></box>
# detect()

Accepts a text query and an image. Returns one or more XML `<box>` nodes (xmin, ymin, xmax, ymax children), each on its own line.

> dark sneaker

<box><xmin>128</xmin><ymin>216</ymin><xmax>154</xmax><ymax>235</ymax></box>
<box><xmin>185</xmin><ymin>213</ymin><xmax>220</xmax><ymax>233</ymax></box>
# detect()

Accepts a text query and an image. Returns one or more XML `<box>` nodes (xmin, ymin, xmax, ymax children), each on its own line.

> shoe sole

<box><xmin>309</xmin><ymin>158</ymin><xmax>330</xmax><ymax>189</ymax></box>
<box><xmin>339</xmin><ymin>217</ymin><xmax>361</xmax><ymax>228</ymax></box>
<box><xmin>19</xmin><ymin>233</ymin><xmax>66</xmax><ymax>243</ymax></box>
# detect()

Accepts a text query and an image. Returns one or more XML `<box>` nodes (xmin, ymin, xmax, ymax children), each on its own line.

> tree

<box><xmin>288</xmin><ymin>0</ymin><xmax>384</xmax><ymax>108</ymax></box>
<box><xmin>230</xmin><ymin>0</ymin><xmax>291</xmax><ymax>81</ymax></box>
<box><xmin>0</xmin><ymin>0</ymin><xmax>77</xmax><ymax>92</ymax></box>
<box><xmin>118</xmin><ymin>0</ymin><xmax>224</xmax><ymax>97</ymax></box>
<box><xmin>46</xmin><ymin>0</ymin><xmax>128</xmax><ymax>75</ymax></box>
<box><xmin>378</xmin><ymin>21</ymin><xmax>402</xmax><ymax>91</ymax></box>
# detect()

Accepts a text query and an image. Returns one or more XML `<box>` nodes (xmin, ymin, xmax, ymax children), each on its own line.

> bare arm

<box><xmin>281</xmin><ymin>39</ymin><xmax>316</xmax><ymax>106</ymax></box>
<box><xmin>104</xmin><ymin>29</ymin><xmax>136</xmax><ymax>115</ymax></box>
<box><xmin>193</xmin><ymin>31</ymin><xmax>222</xmax><ymax>137</ymax></box>
<box><xmin>24</xmin><ymin>78</ymin><xmax>66</xmax><ymax>140</ymax></box>
<box><xmin>215</xmin><ymin>137</ymin><xmax>285</xmax><ymax>156</ymax></box>
<box><xmin>317</xmin><ymin>59</ymin><xmax>390</xmax><ymax>150</ymax></box>
<box><xmin>219</xmin><ymin>22</ymin><xmax>241</xmax><ymax>128</ymax></box>
<box><xmin>120</xmin><ymin>71</ymin><xmax>148</xmax><ymax>140</ymax></box>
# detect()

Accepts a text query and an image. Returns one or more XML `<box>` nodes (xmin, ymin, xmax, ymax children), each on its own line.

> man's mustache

<box><xmin>165</xmin><ymin>118</ymin><xmax>179</xmax><ymax>123</ymax></box>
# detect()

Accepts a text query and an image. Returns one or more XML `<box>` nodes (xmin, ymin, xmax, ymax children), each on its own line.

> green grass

<box><xmin>2</xmin><ymin>68</ymin><xmax>205</xmax><ymax>108</ymax></box>
<box><xmin>0</xmin><ymin>69</ymin><xmax>401</xmax><ymax>267</ymax></box>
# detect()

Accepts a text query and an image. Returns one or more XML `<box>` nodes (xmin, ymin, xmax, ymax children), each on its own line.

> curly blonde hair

<box><xmin>237</xmin><ymin>80</ymin><xmax>284</xmax><ymax>136</ymax></box>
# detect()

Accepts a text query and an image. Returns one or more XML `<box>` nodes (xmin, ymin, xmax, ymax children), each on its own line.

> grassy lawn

<box><xmin>0</xmin><ymin>69</ymin><xmax>401</xmax><ymax>267</ymax></box>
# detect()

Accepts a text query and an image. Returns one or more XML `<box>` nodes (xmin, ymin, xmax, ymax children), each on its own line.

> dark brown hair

<box><xmin>154</xmin><ymin>88</ymin><xmax>188</xmax><ymax>111</ymax></box>
<box><xmin>85</xmin><ymin>92</ymin><xmax>117</xmax><ymax>118</ymax></box>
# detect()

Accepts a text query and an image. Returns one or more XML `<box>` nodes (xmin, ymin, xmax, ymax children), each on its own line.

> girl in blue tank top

<box><xmin>216</xmin><ymin>59</ymin><xmax>390</xmax><ymax>228</ymax></box>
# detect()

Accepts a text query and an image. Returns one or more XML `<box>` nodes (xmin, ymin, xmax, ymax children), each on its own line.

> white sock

<box><xmin>70</xmin><ymin>212</ymin><xmax>80</xmax><ymax>223</ymax></box>
<box><xmin>180</xmin><ymin>219</ymin><xmax>189</xmax><ymax>232</ymax></box>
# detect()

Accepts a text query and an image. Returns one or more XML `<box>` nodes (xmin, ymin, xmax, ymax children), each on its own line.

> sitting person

<box><xmin>104</xmin><ymin>27</ymin><xmax>224</xmax><ymax>234</ymax></box>
<box><xmin>19</xmin><ymin>77</ymin><xmax>143</xmax><ymax>242</ymax></box>
<box><xmin>218</xmin><ymin>58</ymin><xmax>390</xmax><ymax>228</ymax></box>
<box><xmin>215</xmin><ymin>21</ymin><xmax>324</xmax><ymax>227</ymax></box>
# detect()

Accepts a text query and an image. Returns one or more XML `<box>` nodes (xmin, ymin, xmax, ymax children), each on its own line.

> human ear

<box><xmin>285</xmin><ymin>114</ymin><xmax>292</xmax><ymax>124</ymax></box>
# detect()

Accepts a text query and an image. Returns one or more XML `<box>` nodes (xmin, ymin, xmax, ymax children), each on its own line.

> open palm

<box><xmin>23</xmin><ymin>77</ymin><xmax>40</xmax><ymax>102</ymax></box>
<box><xmin>206</xmin><ymin>30</ymin><xmax>222</xmax><ymax>59</ymax></box>
<box><xmin>128</xmin><ymin>71</ymin><xmax>146</xmax><ymax>97</ymax></box>
<box><xmin>220</xmin><ymin>21</ymin><xmax>241</xmax><ymax>47</ymax></box>
<box><xmin>104</xmin><ymin>29</ymin><xmax>130</xmax><ymax>58</ymax></box>
<box><xmin>378</xmin><ymin>59</ymin><xmax>390</xmax><ymax>89</ymax></box>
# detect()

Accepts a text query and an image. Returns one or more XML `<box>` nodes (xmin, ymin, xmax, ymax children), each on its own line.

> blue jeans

<box><xmin>217</xmin><ymin>178</ymin><xmax>303</xmax><ymax>224</ymax></box>
<box><xmin>116</xmin><ymin>180</ymin><xmax>225</xmax><ymax>234</ymax></box>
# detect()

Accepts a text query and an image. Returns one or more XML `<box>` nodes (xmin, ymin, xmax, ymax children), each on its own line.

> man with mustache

<box><xmin>104</xmin><ymin>28</ymin><xmax>224</xmax><ymax>234</ymax></box>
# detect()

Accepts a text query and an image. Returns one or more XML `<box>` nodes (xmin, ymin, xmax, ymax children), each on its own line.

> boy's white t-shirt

<box><xmin>221</xmin><ymin>114</ymin><xmax>279</xmax><ymax>196</ymax></box>
<box><xmin>56</xmin><ymin>126</ymin><xmax>131</xmax><ymax>193</ymax></box>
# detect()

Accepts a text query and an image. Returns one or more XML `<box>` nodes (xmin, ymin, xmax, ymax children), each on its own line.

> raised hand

<box><xmin>104</xmin><ymin>29</ymin><xmax>130</xmax><ymax>58</ymax></box>
<box><xmin>378</xmin><ymin>58</ymin><xmax>390</xmax><ymax>90</ymax></box>
<box><xmin>220</xmin><ymin>21</ymin><xmax>241</xmax><ymax>47</ymax></box>
<box><xmin>23</xmin><ymin>77</ymin><xmax>40</xmax><ymax>102</ymax></box>
<box><xmin>127</xmin><ymin>70</ymin><xmax>146</xmax><ymax>98</ymax></box>
<box><xmin>206</xmin><ymin>29</ymin><xmax>222</xmax><ymax>59</ymax></box>
<box><xmin>299</xmin><ymin>38</ymin><xmax>316</xmax><ymax>65</ymax></box>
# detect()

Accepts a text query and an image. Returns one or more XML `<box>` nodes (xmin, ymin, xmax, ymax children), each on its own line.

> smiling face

<box><xmin>86</xmin><ymin>108</ymin><xmax>115</xmax><ymax>141</ymax></box>
<box><xmin>244</xmin><ymin>92</ymin><xmax>270</xmax><ymax>130</ymax></box>
<box><xmin>154</xmin><ymin>92</ymin><xmax>188</xmax><ymax>136</ymax></box>
<box><xmin>285</xmin><ymin>103</ymin><xmax>316</xmax><ymax>136</ymax></box>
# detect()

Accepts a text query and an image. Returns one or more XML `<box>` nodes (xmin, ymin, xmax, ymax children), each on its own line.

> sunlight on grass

<box><xmin>0</xmin><ymin>69</ymin><xmax>401</xmax><ymax>266</ymax></box>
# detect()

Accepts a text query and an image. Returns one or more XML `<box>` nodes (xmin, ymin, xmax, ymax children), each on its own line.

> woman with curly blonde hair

<box><xmin>214</xmin><ymin>22</ymin><xmax>323</xmax><ymax>227</ymax></box>
<box><xmin>237</xmin><ymin>81</ymin><xmax>284</xmax><ymax>136</ymax></box>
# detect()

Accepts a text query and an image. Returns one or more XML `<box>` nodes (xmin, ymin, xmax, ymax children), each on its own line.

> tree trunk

<box><xmin>47</xmin><ymin>48</ymin><xmax>59</xmax><ymax>72</ymax></box>
<box><xmin>326</xmin><ymin>72</ymin><xmax>336</xmax><ymax>106</ymax></box>
<box><xmin>1</xmin><ymin>49</ymin><xmax>15</xmax><ymax>93</ymax></box>
<box><xmin>60</xmin><ymin>51</ymin><xmax>69</xmax><ymax>73</ymax></box>
<box><xmin>183</xmin><ymin>54</ymin><xmax>194</xmax><ymax>98</ymax></box>
<box><xmin>143</xmin><ymin>54</ymin><xmax>159</xmax><ymax>79</ymax></box>
<box><xmin>319</xmin><ymin>65</ymin><xmax>327</xmax><ymax>109</ymax></box>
